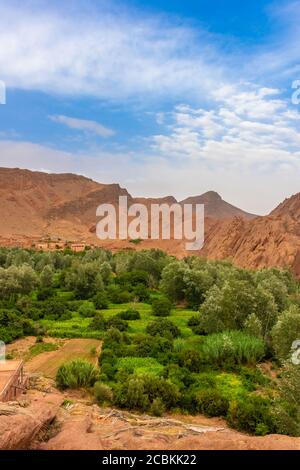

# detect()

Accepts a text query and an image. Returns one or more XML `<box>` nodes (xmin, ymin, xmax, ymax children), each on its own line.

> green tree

<box><xmin>271</xmin><ymin>305</ymin><xmax>300</xmax><ymax>361</ymax></box>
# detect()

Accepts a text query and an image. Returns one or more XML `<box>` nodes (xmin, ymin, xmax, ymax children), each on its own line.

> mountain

<box><xmin>202</xmin><ymin>193</ymin><xmax>300</xmax><ymax>277</ymax></box>
<box><xmin>0</xmin><ymin>167</ymin><xmax>299</xmax><ymax>276</ymax></box>
<box><xmin>180</xmin><ymin>191</ymin><xmax>256</xmax><ymax>219</ymax></box>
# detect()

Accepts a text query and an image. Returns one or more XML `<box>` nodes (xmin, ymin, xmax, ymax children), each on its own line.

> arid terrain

<box><xmin>0</xmin><ymin>337</ymin><xmax>299</xmax><ymax>451</ymax></box>
<box><xmin>0</xmin><ymin>167</ymin><xmax>299</xmax><ymax>277</ymax></box>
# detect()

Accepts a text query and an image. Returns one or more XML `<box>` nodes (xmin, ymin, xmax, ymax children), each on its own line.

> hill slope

<box><xmin>0</xmin><ymin>167</ymin><xmax>299</xmax><ymax>276</ymax></box>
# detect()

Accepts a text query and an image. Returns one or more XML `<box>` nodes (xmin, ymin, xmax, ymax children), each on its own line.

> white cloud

<box><xmin>153</xmin><ymin>85</ymin><xmax>300</xmax><ymax>169</ymax></box>
<box><xmin>49</xmin><ymin>115</ymin><xmax>115</xmax><ymax>138</ymax></box>
<box><xmin>0</xmin><ymin>2</ymin><xmax>225</xmax><ymax>101</ymax></box>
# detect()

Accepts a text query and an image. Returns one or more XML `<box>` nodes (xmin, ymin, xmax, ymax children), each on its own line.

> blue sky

<box><xmin>0</xmin><ymin>0</ymin><xmax>300</xmax><ymax>214</ymax></box>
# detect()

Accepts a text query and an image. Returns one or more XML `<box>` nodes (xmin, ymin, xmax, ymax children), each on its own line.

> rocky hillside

<box><xmin>0</xmin><ymin>167</ymin><xmax>299</xmax><ymax>276</ymax></box>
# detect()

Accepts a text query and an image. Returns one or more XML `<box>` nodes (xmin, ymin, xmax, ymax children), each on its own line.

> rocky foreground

<box><xmin>0</xmin><ymin>376</ymin><xmax>299</xmax><ymax>451</ymax></box>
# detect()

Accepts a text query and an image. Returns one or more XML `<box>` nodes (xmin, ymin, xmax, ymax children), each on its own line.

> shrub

<box><xmin>272</xmin><ymin>363</ymin><xmax>300</xmax><ymax>436</ymax></box>
<box><xmin>227</xmin><ymin>396</ymin><xmax>275</xmax><ymax>435</ymax></box>
<box><xmin>133</xmin><ymin>334</ymin><xmax>173</xmax><ymax>358</ymax></box>
<box><xmin>78</xmin><ymin>302</ymin><xmax>96</xmax><ymax>318</ymax></box>
<box><xmin>115</xmin><ymin>376</ymin><xmax>149</xmax><ymax>411</ymax></box>
<box><xmin>146</xmin><ymin>319</ymin><xmax>181</xmax><ymax>339</ymax></box>
<box><xmin>106</xmin><ymin>316</ymin><xmax>129</xmax><ymax>332</ymax></box>
<box><xmin>151</xmin><ymin>297</ymin><xmax>172</xmax><ymax>317</ymax></box>
<box><xmin>117</xmin><ymin>308</ymin><xmax>141</xmax><ymax>320</ymax></box>
<box><xmin>42</xmin><ymin>299</ymin><xmax>68</xmax><ymax>320</ymax></box>
<box><xmin>56</xmin><ymin>360</ymin><xmax>99</xmax><ymax>389</ymax></box>
<box><xmin>94</xmin><ymin>382</ymin><xmax>113</xmax><ymax>404</ymax></box>
<box><xmin>178</xmin><ymin>349</ymin><xmax>202</xmax><ymax>372</ymax></box>
<box><xmin>93</xmin><ymin>292</ymin><xmax>109</xmax><ymax>310</ymax></box>
<box><xmin>108</xmin><ymin>285</ymin><xmax>133</xmax><ymax>304</ymax></box>
<box><xmin>150</xmin><ymin>398</ymin><xmax>165</xmax><ymax>417</ymax></box>
<box><xmin>195</xmin><ymin>389</ymin><xmax>229</xmax><ymax>417</ymax></box>
<box><xmin>90</xmin><ymin>313</ymin><xmax>106</xmax><ymax>330</ymax></box>
<box><xmin>36</xmin><ymin>287</ymin><xmax>55</xmax><ymax>301</ymax></box>
<box><xmin>114</xmin><ymin>374</ymin><xmax>180</xmax><ymax>411</ymax></box>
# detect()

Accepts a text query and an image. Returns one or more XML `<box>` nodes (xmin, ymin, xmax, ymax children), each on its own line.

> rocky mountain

<box><xmin>180</xmin><ymin>191</ymin><xmax>256</xmax><ymax>219</ymax></box>
<box><xmin>0</xmin><ymin>167</ymin><xmax>299</xmax><ymax>276</ymax></box>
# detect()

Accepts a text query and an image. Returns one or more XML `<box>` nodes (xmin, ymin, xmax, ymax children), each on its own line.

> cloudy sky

<box><xmin>0</xmin><ymin>0</ymin><xmax>300</xmax><ymax>214</ymax></box>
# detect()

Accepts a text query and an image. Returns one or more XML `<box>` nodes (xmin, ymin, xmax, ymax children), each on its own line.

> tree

<box><xmin>160</xmin><ymin>261</ymin><xmax>186</xmax><ymax>302</ymax></box>
<box><xmin>64</xmin><ymin>262</ymin><xmax>104</xmax><ymax>298</ymax></box>
<box><xmin>151</xmin><ymin>297</ymin><xmax>172</xmax><ymax>317</ymax></box>
<box><xmin>244</xmin><ymin>313</ymin><xmax>263</xmax><ymax>338</ymax></box>
<box><xmin>183</xmin><ymin>267</ymin><xmax>214</xmax><ymax>309</ymax></box>
<box><xmin>271</xmin><ymin>305</ymin><xmax>300</xmax><ymax>361</ymax></box>
<box><xmin>0</xmin><ymin>264</ymin><xmax>38</xmax><ymax>299</ymax></box>
<box><xmin>40</xmin><ymin>265</ymin><xmax>54</xmax><ymax>289</ymax></box>
<box><xmin>78</xmin><ymin>302</ymin><xmax>96</xmax><ymax>318</ymax></box>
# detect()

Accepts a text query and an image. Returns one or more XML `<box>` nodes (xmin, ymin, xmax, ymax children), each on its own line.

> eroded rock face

<box><xmin>37</xmin><ymin>405</ymin><xmax>300</xmax><ymax>451</ymax></box>
<box><xmin>0</xmin><ymin>391</ymin><xmax>62</xmax><ymax>450</ymax></box>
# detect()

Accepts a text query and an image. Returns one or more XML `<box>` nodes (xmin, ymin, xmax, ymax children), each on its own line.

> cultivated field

<box><xmin>26</xmin><ymin>338</ymin><xmax>101</xmax><ymax>378</ymax></box>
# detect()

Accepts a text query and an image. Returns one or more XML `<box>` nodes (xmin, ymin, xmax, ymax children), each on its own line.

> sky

<box><xmin>0</xmin><ymin>0</ymin><xmax>300</xmax><ymax>214</ymax></box>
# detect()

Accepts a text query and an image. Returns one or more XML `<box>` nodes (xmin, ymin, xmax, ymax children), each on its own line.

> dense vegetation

<box><xmin>0</xmin><ymin>247</ymin><xmax>300</xmax><ymax>436</ymax></box>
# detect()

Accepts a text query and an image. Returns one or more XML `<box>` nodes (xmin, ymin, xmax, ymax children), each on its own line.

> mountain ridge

<box><xmin>0</xmin><ymin>167</ymin><xmax>299</xmax><ymax>276</ymax></box>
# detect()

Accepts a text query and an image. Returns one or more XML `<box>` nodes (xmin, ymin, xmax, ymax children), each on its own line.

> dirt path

<box><xmin>26</xmin><ymin>339</ymin><xmax>101</xmax><ymax>378</ymax></box>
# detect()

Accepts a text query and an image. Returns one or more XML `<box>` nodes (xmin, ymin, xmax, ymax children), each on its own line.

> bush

<box><xmin>195</xmin><ymin>389</ymin><xmax>229</xmax><ymax>417</ymax></box>
<box><xmin>151</xmin><ymin>297</ymin><xmax>172</xmax><ymax>317</ymax></box>
<box><xmin>146</xmin><ymin>319</ymin><xmax>180</xmax><ymax>339</ymax></box>
<box><xmin>78</xmin><ymin>302</ymin><xmax>96</xmax><ymax>318</ymax></box>
<box><xmin>114</xmin><ymin>374</ymin><xmax>180</xmax><ymax>411</ymax></box>
<box><xmin>227</xmin><ymin>396</ymin><xmax>275</xmax><ymax>435</ymax></box>
<box><xmin>42</xmin><ymin>299</ymin><xmax>69</xmax><ymax>320</ymax></box>
<box><xmin>36</xmin><ymin>287</ymin><xmax>55</xmax><ymax>301</ymax></box>
<box><xmin>56</xmin><ymin>360</ymin><xmax>100</xmax><ymax>389</ymax></box>
<box><xmin>150</xmin><ymin>398</ymin><xmax>165</xmax><ymax>417</ymax></box>
<box><xmin>178</xmin><ymin>349</ymin><xmax>202</xmax><ymax>372</ymax></box>
<box><xmin>117</xmin><ymin>308</ymin><xmax>141</xmax><ymax>320</ymax></box>
<box><xmin>272</xmin><ymin>363</ymin><xmax>300</xmax><ymax>436</ymax></box>
<box><xmin>108</xmin><ymin>285</ymin><xmax>133</xmax><ymax>304</ymax></box>
<box><xmin>106</xmin><ymin>316</ymin><xmax>129</xmax><ymax>332</ymax></box>
<box><xmin>93</xmin><ymin>292</ymin><xmax>109</xmax><ymax>310</ymax></box>
<box><xmin>94</xmin><ymin>382</ymin><xmax>113</xmax><ymax>404</ymax></box>
<box><xmin>90</xmin><ymin>313</ymin><xmax>106</xmax><ymax>330</ymax></box>
<box><xmin>133</xmin><ymin>334</ymin><xmax>173</xmax><ymax>358</ymax></box>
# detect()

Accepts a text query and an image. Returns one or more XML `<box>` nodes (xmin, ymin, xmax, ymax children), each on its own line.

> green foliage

<box><xmin>146</xmin><ymin>318</ymin><xmax>181</xmax><ymax>339</ymax></box>
<box><xmin>195</xmin><ymin>389</ymin><xmax>229</xmax><ymax>417</ymax></box>
<box><xmin>271</xmin><ymin>305</ymin><xmax>300</xmax><ymax>361</ymax></box>
<box><xmin>78</xmin><ymin>302</ymin><xmax>96</xmax><ymax>318</ymax></box>
<box><xmin>271</xmin><ymin>363</ymin><xmax>300</xmax><ymax>436</ymax></box>
<box><xmin>64</xmin><ymin>262</ymin><xmax>104</xmax><ymax>299</ymax></box>
<box><xmin>150</xmin><ymin>398</ymin><xmax>165</xmax><ymax>417</ymax></box>
<box><xmin>151</xmin><ymin>297</ymin><xmax>172</xmax><ymax>317</ymax></box>
<box><xmin>200</xmin><ymin>331</ymin><xmax>265</xmax><ymax>368</ymax></box>
<box><xmin>227</xmin><ymin>396</ymin><xmax>275</xmax><ymax>435</ymax></box>
<box><xmin>117</xmin><ymin>308</ymin><xmax>141</xmax><ymax>320</ymax></box>
<box><xmin>92</xmin><ymin>291</ymin><xmax>109</xmax><ymax>309</ymax></box>
<box><xmin>243</xmin><ymin>313</ymin><xmax>263</xmax><ymax>338</ymax></box>
<box><xmin>114</xmin><ymin>373</ymin><xmax>180</xmax><ymax>411</ymax></box>
<box><xmin>56</xmin><ymin>360</ymin><xmax>100</xmax><ymax>389</ymax></box>
<box><xmin>94</xmin><ymin>382</ymin><xmax>113</xmax><ymax>404</ymax></box>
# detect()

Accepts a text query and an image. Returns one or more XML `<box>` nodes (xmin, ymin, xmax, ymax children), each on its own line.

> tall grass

<box><xmin>56</xmin><ymin>360</ymin><xmax>100</xmax><ymax>389</ymax></box>
<box><xmin>201</xmin><ymin>331</ymin><xmax>265</xmax><ymax>368</ymax></box>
